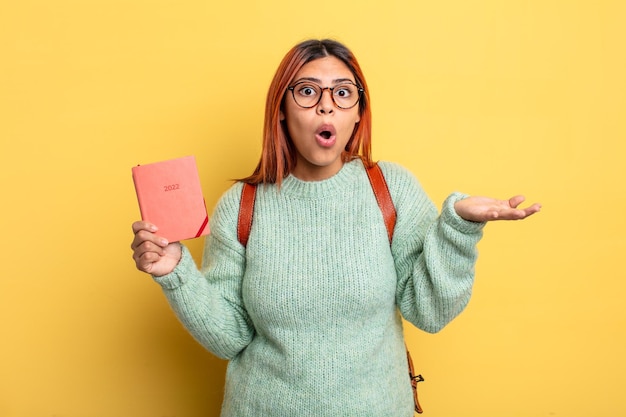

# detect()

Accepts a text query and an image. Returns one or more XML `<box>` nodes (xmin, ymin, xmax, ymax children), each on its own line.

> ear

<box><xmin>280</xmin><ymin>110</ymin><xmax>285</xmax><ymax>121</ymax></box>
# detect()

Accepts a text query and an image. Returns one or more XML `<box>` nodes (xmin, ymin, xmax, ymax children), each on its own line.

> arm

<box><xmin>393</xmin><ymin>187</ymin><xmax>484</xmax><ymax>333</ymax></box>
<box><xmin>384</xmin><ymin>163</ymin><xmax>541</xmax><ymax>333</ymax></box>
<box><xmin>154</xmin><ymin>236</ymin><xmax>254</xmax><ymax>359</ymax></box>
<box><xmin>132</xmin><ymin>184</ymin><xmax>254</xmax><ymax>359</ymax></box>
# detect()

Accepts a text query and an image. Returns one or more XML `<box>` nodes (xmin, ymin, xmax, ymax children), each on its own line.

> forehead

<box><xmin>292</xmin><ymin>56</ymin><xmax>355</xmax><ymax>83</ymax></box>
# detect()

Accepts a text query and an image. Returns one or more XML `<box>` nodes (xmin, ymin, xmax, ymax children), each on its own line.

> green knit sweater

<box><xmin>154</xmin><ymin>159</ymin><xmax>484</xmax><ymax>417</ymax></box>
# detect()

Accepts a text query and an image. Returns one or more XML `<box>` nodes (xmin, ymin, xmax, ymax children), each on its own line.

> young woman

<box><xmin>131</xmin><ymin>39</ymin><xmax>540</xmax><ymax>417</ymax></box>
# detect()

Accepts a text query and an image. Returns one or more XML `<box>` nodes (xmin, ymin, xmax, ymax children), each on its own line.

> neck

<box><xmin>291</xmin><ymin>160</ymin><xmax>344</xmax><ymax>182</ymax></box>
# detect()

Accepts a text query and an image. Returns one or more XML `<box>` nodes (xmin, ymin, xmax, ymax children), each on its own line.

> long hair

<box><xmin>240</xmin><ymin>39</ymin><xmax>373</xmax><ymax>186</ymax></box>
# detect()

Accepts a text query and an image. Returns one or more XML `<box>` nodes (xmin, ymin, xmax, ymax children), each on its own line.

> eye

<box><xmin>297</xmin><ymin>84</ymin><xmax>319</xmax><ymax>97</ymax></box>
<box><xmin>334</xmin><ymin>84</ymin><xmax>354</xmax><ymax>98</ymax></box>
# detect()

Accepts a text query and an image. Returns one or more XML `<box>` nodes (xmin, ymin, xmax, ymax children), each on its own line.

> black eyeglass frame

<box><xmin>287</xmin><ymin>81</ymin><xmax>364</xmax><ymax>109</ymax></box>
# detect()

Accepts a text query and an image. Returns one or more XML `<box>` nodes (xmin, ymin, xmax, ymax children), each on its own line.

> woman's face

<box><xmin>281</xmin><ymin>56</ymin><xmax>361</xmax><ymax>181</ymax></box>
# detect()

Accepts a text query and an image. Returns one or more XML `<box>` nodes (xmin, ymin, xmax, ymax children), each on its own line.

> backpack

<box><xmin>237</xmin><ymin>163</ymin><xmax>424</xmax><ymax>414</ymax></box>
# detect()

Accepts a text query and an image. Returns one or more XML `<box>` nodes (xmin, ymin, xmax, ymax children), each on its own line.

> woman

<box><xmin>131</xmin><ymin>39</ymin><xmax>540</xmax><ymax>416</ymax></box>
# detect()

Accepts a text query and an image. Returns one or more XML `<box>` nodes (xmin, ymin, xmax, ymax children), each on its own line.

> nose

<box><xmin>316</xmin><ymin>88</ymin><xmax>334</xmax><ymax>114</ymax></box>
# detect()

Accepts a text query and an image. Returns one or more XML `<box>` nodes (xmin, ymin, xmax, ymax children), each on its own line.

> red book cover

<box><xmin>132</xmin><ymin>156</ymin><xmax>210</xmax><ymax>242</ymax></box>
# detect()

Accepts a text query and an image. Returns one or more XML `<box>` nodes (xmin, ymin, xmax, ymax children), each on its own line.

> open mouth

<box><xmin>316</xmin><ymin>124</ymin><xmax>336</xmax><ymax>138</ymax></box>
<box><xmin>315</xmin><ymin>124</ymin><xmax>337</xmax><ymax>147</ymax></box>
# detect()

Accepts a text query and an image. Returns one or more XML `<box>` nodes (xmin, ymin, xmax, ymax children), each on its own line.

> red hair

<box><xmin>240</xmin><ymin>39</ymin><xmax>373</xmax><ymax>186</ymax></box>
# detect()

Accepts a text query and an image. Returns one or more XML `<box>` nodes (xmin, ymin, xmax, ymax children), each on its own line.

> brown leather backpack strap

<box><xmin>237</xmin><ymin>182</ymin><xmax>257</xmax><ymax>247</ymax></box>
<box><xmin>406</xmin><ymin>346</ymin><xmax>425</xmax><ymax>414</ymax></box>
<box><xmin>365</xmin><ymin>163</ymin><xmax>396</xmax><ymax>244</ymax></box>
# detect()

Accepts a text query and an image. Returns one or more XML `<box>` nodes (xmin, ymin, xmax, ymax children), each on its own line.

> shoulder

<box><xmin>375</xmin><ymin>161</ymin><xmax>437</xmax><ymax>220</ymax></box>
<box><xmin>212</xmin><ymin>182</ymin><xmax>245</xmax><ymax>219</ymax></box>
<box><xmin>375</xmin><ymin>161</ymin><xmax>425</xmax><ymax>196</ymax></box>
<box><xmin>208</xmin><ymin>182</ymin><xmax>246</xmax><ymax>244</ymax></box>
<box><xmin>376</xmin><ymin>161</ymin><xmax>415</xmax><ymax>179</ymax></box>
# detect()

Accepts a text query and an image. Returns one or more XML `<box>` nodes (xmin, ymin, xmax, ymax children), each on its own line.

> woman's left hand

<box><xmin>454</xmin><ymin>195</ymin><xmax>541</xmax><ymax>223</ymax></box>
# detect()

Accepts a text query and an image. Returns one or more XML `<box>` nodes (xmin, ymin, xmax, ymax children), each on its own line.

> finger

<box><xmin>130</xmin><ymin>229</ymin><xmax>169</xmax><ymax>251</ymax></box>
<box><xmin>132</xmin><ymin>241</ymin><xmax>167</xmax><ymax>273</ymax></box>
<box><xmin>133</xmin><ymin>239</ymin><xmax>166</xmax><ymax>258</ymax></box>
<box><xmin>132</xmin><ymin>221</ymin><xmax>158</xmax><ymax>234</ymax></box>
<box><xmin>521</xmin><ymin>203</ymin><xmax>542</xmax><ymax>217</ymax></box>
<box><xmin>133</xmin><ymin>248</ymin><xmax>163</xmax><ymax>271</ymax></box>
<box><xmin>508</xmin><ymin>195</ymin><xmax>526</xmax><ymax>209</ymax></box>
<box><xmin>134</xmin><ymin>250</ymin><xmax>162</xmax><ymax>273</ymax></box>
<box><xmin>503</xmin><ymin>203</ymin><xmax>541</xmax><ymax>220</ymax></box>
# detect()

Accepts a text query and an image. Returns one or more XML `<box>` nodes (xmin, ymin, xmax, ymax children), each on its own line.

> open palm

<box><xmin>454</xmin><ymin>195</ymin><xmax>541</xmax><ymax>223</ymax></box>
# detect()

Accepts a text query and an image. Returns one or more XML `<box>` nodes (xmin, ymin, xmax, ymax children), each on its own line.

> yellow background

<box><xmin>1</xmin><ymin>1</ymin><xmax>624</xmax><ymax>416</ymax></box>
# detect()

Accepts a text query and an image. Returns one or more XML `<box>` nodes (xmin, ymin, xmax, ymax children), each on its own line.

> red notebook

<box><xmin>132</xmin><ymin>156</ymin><xmax>210</xmax><ymax>242</ymax></box>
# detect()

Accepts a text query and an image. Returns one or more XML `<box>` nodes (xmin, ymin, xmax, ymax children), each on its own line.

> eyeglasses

<box><xmin>287</xmin><ymin>81</ymin><xmax>364</xmax><ymax>109</ymax></box>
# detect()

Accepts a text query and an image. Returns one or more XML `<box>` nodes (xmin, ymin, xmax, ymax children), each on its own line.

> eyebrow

<box><xmin>292</xmin><ymin>76</ymin><xmax>356</xmax><ymax>85</ymax></box>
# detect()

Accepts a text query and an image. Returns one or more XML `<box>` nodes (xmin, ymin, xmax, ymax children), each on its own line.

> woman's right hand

<box><xmin>131</xmin><ymin>221</ymin><xmax>182</xmax><ymax>277</ymax></box>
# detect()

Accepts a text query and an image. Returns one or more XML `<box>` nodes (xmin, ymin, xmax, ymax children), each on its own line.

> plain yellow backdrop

<box><xmin>1</xmin><ymin>1</ymin><xmax>625</xmax><ymax>416</ymax></box>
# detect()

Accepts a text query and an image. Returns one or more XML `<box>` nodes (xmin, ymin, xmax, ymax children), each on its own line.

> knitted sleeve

<box><xmin>152</xmin><ymin>182</ymin><xmax>254</xmax><ymax>359</ymax></box>
<box><xmin>378</xmin><ymin>162</ymin><xmax>485</xmax><ymax>333</ymax></box>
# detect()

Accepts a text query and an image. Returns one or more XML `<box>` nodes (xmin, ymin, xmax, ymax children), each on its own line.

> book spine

<box><xmin>131</xmin><ymin>169</ymin><xmax>148</xmax><ymax>221</ymax></box>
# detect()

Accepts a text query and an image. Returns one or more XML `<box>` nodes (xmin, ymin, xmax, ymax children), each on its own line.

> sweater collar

<box><xmin>279</xmin><ymin>159</ymin><xmax>364</xmax><ymax>199</ymax></box>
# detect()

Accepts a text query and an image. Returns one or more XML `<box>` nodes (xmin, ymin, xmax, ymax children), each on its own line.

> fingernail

<box><xmin>160</xmin><ymin>238</ymin><xmax>169</xmax><ymax>246</ymax></box>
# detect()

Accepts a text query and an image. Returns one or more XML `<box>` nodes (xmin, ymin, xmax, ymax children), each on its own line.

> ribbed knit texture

<box><xmin>154</xmin><ymin>159</ymin><xmax>484</xmax><ymax>417</ymax></box>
